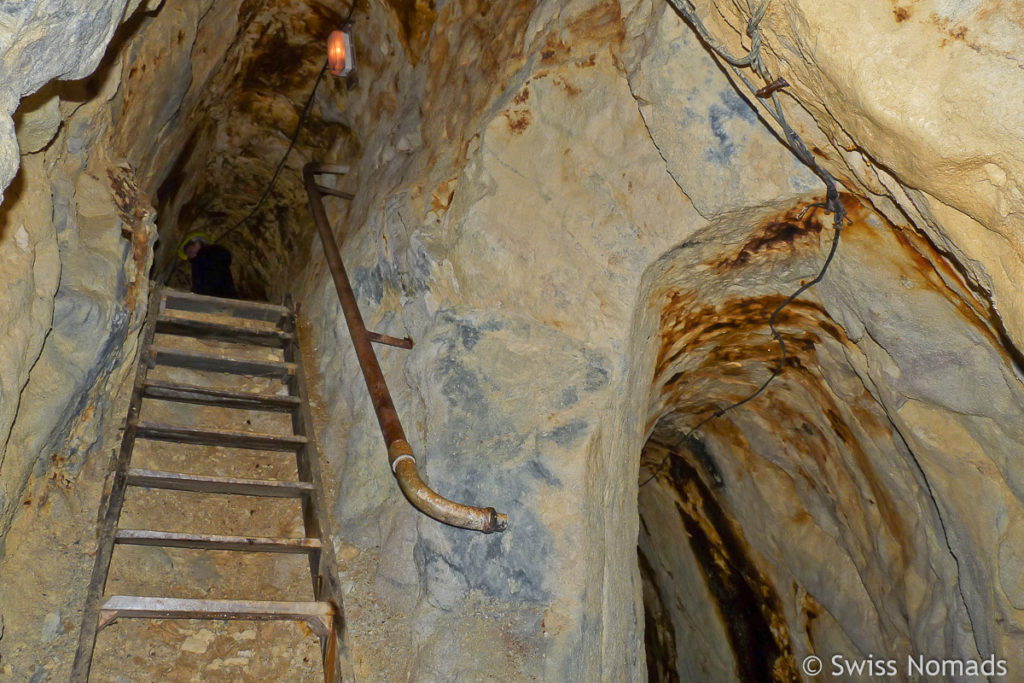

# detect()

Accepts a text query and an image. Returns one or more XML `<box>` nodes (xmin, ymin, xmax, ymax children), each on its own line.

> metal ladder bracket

<box><xmin>367</xmin><ymin>331</ymin><xmax>414</xmax><ymax>349</ymax></box>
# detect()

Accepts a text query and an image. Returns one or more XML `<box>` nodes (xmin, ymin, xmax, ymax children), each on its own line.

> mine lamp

<box><xmin>327</xmin><ymin>26</ymin><xmax>355</xmax><ymax>77</ymax></box>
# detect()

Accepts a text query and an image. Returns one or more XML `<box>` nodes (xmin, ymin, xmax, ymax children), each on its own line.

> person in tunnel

<box><xmin>180</xmin><ymin>232</ymin><xmax>238</xmax><ymax>298</ymax></box>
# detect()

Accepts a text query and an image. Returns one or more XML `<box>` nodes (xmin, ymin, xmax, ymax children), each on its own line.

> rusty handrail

<box><xmin>303</xmin><ymin>162</ymin><xmax>508</xmax><ymax>533</ymax></box>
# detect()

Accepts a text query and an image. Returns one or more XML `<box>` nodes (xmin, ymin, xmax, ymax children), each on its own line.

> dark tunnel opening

<box><xmin>76</xmin><ymin>0</ymin><xmax>361</xmax><ymax>303</ymax></box>
<box><xmin>638</xmin><ymin>437</ymin><xmax>798</xmax><ymax>682</ymax></box>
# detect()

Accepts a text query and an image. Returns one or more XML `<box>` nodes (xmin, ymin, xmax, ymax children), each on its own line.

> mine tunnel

<box><xmin>2</xmin><ymin>0</ymin><xmax>1024</xmax><ymax>680</ymax></box>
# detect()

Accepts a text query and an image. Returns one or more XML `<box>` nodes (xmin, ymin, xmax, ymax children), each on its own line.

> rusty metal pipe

<box><xmin>303</xmin><ymin>162</ymin><xmax>508</xmax><ymax>534</ymax></box>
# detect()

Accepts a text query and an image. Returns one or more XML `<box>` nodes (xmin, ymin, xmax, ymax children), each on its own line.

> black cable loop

<box><xmin>639</xmin><ymin>203</ymin><xmax>847</xmax><ymax>488</ymax></box>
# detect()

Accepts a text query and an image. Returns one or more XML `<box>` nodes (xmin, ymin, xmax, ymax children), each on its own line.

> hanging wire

<box><xmin>210</xmin><ymin>0</ymin><xmax>360</xmax><ymax>245</ymax></box>
<box><xmin>665</xmin><ymin>0</ymin><xmax>844</xmax><ymax>215</ymax></box>
<box><xmin>640</xmin><ymin>0</ymin><xmax>850</xmax><ymax>487</ymax></box>
<box><xmin>211</xmin><ymin>61</ymin><xmax>328</xmax><ymax>245</ymax></box>
<box><xmin>343</xmin><ymin>0</ymin><xmax>358</xmax><ymax>24</ymax></box>
<box><xmin>640</xmin><ymin>202</ymin><xmax>843</xmax><ymax>487</ymax></box>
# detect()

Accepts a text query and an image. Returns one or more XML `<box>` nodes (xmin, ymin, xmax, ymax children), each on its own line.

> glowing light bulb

<box><xmin>328</xmin><ymin>28</ymin><xmax>355</xmax><ymax>77</ymax></box>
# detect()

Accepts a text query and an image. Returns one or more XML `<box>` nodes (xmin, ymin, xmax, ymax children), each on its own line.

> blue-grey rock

<box><xmin>41</xmin><ymin>611</ymin><xmax>61</xmax><ymax>641</ymax></box>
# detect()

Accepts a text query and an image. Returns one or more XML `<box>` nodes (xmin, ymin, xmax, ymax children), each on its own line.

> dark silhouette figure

<box><xmin>184</xmin><ymin>237</ymin><xmax>238</xmax><ymax>298</ymax></box>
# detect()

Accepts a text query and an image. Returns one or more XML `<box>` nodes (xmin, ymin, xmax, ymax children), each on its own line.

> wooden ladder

<box><xmin>72</xmin><ymin>286</ymin><xmax>344</xmax><ymax>681</ymax></box>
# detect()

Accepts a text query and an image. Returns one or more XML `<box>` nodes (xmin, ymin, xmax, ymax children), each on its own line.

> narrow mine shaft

<box><xmin>2</xmin><ymin>0</ymin><xmax>1024</xmax><ymax>680</ymax></box>
<box><xmin>639</xmin><ymin>440</ymin><xmax>795</xmax><ymax>681</ymax></box>
<box><xmin>634</xmin><ymin>195</ymin><xmax>1024</xmax><ymax>680</ymax></box>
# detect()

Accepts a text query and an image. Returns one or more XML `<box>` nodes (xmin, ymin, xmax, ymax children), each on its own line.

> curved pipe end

<box><xmin>389</xmin><ymin>441</ymin><xmax>508</xmax><ymax>533</ymax></box>
<box><xmin>307</xmin><ymin>165</ymin><xmax>507</xmax><ymax>536</ymax></box>
<box><xmin>486</xmin><ymin>508</ymin><xmax>510</xmax><ymax>534</ymax></box>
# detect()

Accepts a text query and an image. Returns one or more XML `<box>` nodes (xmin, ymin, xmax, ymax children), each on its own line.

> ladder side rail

<box><xmin>71</xmin><ymin>284</ymin><xmax>164</xmax><ymax>682</ymax></box>
<box><xmin>282</xmin><ymin>303</ymin><xmax>349</xmax><ymax>682</ymax></box>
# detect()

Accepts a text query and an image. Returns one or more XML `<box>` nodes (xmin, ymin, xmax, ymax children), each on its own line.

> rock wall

<box><xmin>0</xmin><ymin>0</ymin><xmax>147</xmax><ymax>553</ymax></box>
<box><xmin>630</xmin><ymin>1</ymin><xmax>1024</xmax><ymax>677</ymax></box>
<box><xmin>0</xmin><ymin>1</ymin><xmax>237</xmax><ymax>675</ymax></box>
<box><xmin>295</xmin><ymin>0</ymin><xmax>1024</xmax><ymax>679</ymax></box>
<box><xmin>640</xmin><ymin>194</ymin><xmax>1024</xmax><ymax>678</ymax></box>
<box><xmin>292</xmin><ymin>0</ymin><xmax>803</xmax><ymax>677</ymax></box>
<box><xmin>0</xmin><ymin>0</ymin><xmax>381</xmax><ymax>676</ymax></box>
<box><xmin>0</xmin><ymin>0</ymin><xmax>345</xmax><ymax>549</ymax></box>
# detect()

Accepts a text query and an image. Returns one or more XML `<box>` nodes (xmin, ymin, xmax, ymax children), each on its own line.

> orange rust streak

<box><xmin>643</xmin><ymin>441</ymin><xmax>798</xmax><ymax>680</ymax></box>
<box><xmin>710</xmin><ymin>201</ymin><xmax>829</xmax><ymax>272</ymax></box>
<box><xmin>654</xmin><ymin>291</ymin><xmax>909</xmax><ymax>562</ymax></box>
<box><xmin>884</xmin><ymin>212</ymin><xmax>1022</xmax><ymax>369</ymax></box>
<box><xmin>656</xmin><ymin>294</ymin><xmax>843</xmax><ymax>380</ymax></box>
<box><xmin>386</xmin><ymin>0</ymin><xmax>438</xmax><ymax>63</ymax></box>
<box><xmin>646</xmin><ymin>192</ymin><xmax>1017</xmax><ymax>571</ymax></box>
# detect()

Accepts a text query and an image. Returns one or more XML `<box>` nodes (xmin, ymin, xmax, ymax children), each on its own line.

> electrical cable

<box><xmin>640</xmin><ymin>0</ymin><xmax>850</xmax><ymax>487</ymax></box>
<box><xmin>211</xmin><ymin>60</ymin><xmax>328</xmax><ymax>245</ymax></box>
<box><xmin>639</xmin><ymin>202</ymin><xmax>845</xmax><ymax>487</ymax></box>
<box><xmin>165</xmin><ymin>0</ymin><xmax>361</xmax><ymax>286</ymax></box>
<box><xmin>343</xmin><ymin>0</ymin><xmax>358</xmax><ymax>24</ymax></box>
<box><xmin>211</xmin><ymin>0</ymin><xmax>359</xmax><ymax>245</ymax></box>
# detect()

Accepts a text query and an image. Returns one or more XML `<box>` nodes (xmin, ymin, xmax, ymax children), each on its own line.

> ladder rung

<box><xmin>156</xmin><ymin>315</ymin><xmax>293</xmax><ymax>348</ymax></box>
<box><xmin>150</xmin><ymin>346</ymin><xmax>295</xmax><ymax>378</ymax></box>
<box><xmin>98</xmin><ymin>596</ymin><xmax>333</xmax><ymax>636</ymax></box>
<box><xmin>143</xmin><ymin>380</ymin><xmax>300</xmax><ymax>411</ymax></box>
<box><xmin>126</xmin><ymin>469</ymin><xmax>314</xmax><ymax>497</ymax></box>
<box><xmin>161</xmin><ymin>289</ymin><xmax>289</xmax><ymax>324</ymax></box>
<box><xmin>135</xmin><ymin>421</ymin><xmax>306</xmax><ymax>451</ymax></box>
<box><xmin>115</xmin><ymin>529</ymin><xmax>321</xmax><ymax>554</ymax></box>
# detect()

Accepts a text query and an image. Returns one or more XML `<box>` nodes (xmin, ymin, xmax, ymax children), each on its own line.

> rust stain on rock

<box><xmin>800</xmin><ymin>590</ymin><xmax>822</xmax><ymax>651</ymax></box>
<box><xmin>540</xmin><ymin>36</ymin><xmax>570</xmax><ymax>65</ymax></box>
<box><xmin>932</xmin><ymin>13</ymin><xmax>970</xmax><ymax>47</ymax></box>
<box><xmin>553</xmin><ymin>76</ymin><xmax>581</xmax><ymax>97</ymax></box>
<box><xmin>422</xmin><ymin>0</ymin><xmax>531</xmax><ymax>154</ymax></box>
<box><xmin>645</xmin><ymin>443</ymin><xmax>798</xmax><ymax>681</ymax></box>
<box><xmin>503</xmin><ymin>109</ymin><xmax>532</xmax><ymax>134</ymax></box>
<box><xmin>563</xmin><ymin>0</ymin><xmax>625</xmax><ymax>47</ymax></box>
<box><xmin>512</xmin><ymin>86</ymin><xmax>530</xmax><ymax>105</ymax></box>
<box><xmin>868</xmin><ymin>196</ymin><xmax>1024</xmax><ymax>373</ymax></box>
<box><xmin>430</xmin><ymin>177</ymin><xmax>457</xmax><ymax>214</ymax></box>
<box><xmin>386</xmin><ymin>0</ymin><xmax>437</xmax><ymax>64</ymax></box>
<box><xmin>540</xmin><ymin>0</ymin><xmax>624</xmax><ymax>65</ymax></box>
<box><xmin>712</xmin><ymin>194</ymin><xmax>865</xmax><ymax>273</ymax></box>
<box><xmin>655</xmin><ymin>294</ymin><xmax>843</xmax><ymax>380</ymax></box>
<box><xmin>108</xmin><ymin>166</ymin><xmax>153</xmax><ymax>312</ymax></box>
<box><xmin>713</xmin><ymin>207</ymin><xmax>823</xmax><ymax>272</ymax></box>
<box><xmin>649</xmin><ymin>198</ymin><xmax>931</xmax><ymax>576</ymax></box>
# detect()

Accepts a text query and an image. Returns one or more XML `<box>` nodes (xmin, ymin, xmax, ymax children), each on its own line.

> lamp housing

<box><xmin>327</xmin><ymin>26</ymin><xmax>355</xmax><ymax>78</ymax></box>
